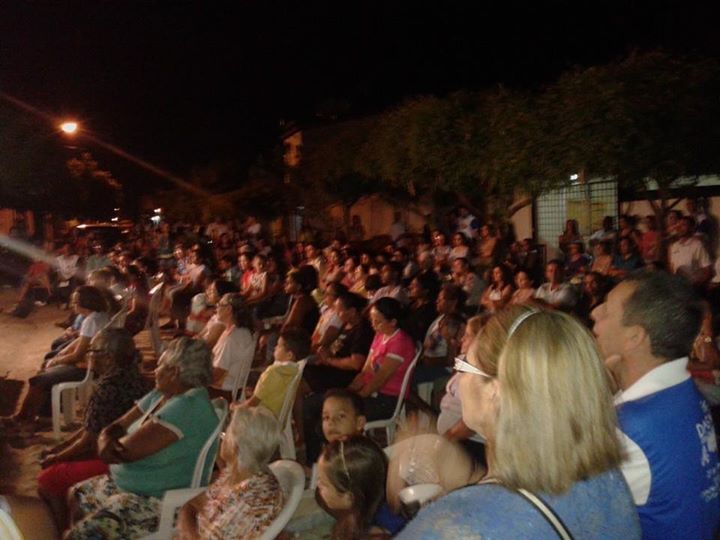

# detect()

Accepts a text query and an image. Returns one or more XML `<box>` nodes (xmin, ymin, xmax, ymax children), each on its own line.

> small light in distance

<box><xmin>111</xmin><ymin>217</ymin><xmax>119</xmax><ymax>222</ymax></box>
<box><xmin>154</xmin><ymin>208</ymin><xmax>162</xmax><ymax>214</ymax></box>
<box><xmin>60</xmin><ymin>122</ymin><xmax>79</xmax><ymax>134</ymax></box>
<box><xmin>569</xmin><ymin>174</ymin><xmax>579</xmax><ymax>181</ymax></box>
<box><xmin>151</xmin><ymin>216</ymin><xmax>161</xmax><ymax>224</ymax></box>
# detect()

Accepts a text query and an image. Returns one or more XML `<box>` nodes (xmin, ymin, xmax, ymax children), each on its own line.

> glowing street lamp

<box><xmin>60</xmin><ymin>121</ymin><xmax>79</xmax><ymax>135</ymax></box>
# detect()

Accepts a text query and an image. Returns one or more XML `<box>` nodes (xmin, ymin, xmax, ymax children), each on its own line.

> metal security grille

<box><xmin>536</xmin><ymin>179</ymin><xmax>617</xmax><ymax>256</ymax></box>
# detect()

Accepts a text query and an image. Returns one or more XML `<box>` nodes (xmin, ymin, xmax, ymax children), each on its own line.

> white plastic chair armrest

<box><xmin>150</xmin><ymin>487</ymin><xmax>205</xmax><ymax>540</ymax></box>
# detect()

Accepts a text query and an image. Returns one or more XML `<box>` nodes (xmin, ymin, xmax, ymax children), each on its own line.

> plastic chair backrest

<box><xmin>190</xmin><ymin>397</ymin><xmax>228</xmax><ymax>488</ymax></box>
<box><xmin>276</xmin><ymin>359</ymin><xmax>307</xmax><ymax>428</ymax></box>
<box><xmin>0</xmin><ymin>508</ymin><xmax>23</xmax><ymax>540</ymax></box>
<box><xmin>145</xmin><ymin>283</ymin><xmax>165</xmax><ymax>357</ymax></box>
<box><xmin>387</xmin><ymin>345</ymin><xmax>422</xmax><ymax>420</ymax></box>
<box><xmin>145</xmin><ymin>283</ymin><xmax>164</xmax><ymax>329</ymax></box>
<box><xmin>231</xmin><ymin>332</ymin><xmax>259</xmax><ymax>402</ymax></box>
<box><xmin>260</xmin><ymin>460</ymin><xmax>306</xmax><ymax>540</ymax></box>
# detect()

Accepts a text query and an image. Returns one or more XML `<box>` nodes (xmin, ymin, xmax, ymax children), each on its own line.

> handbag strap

<box><xmin>479</xmin><ymin>478</ymin><xmax>573</xmax><ymax>540</ymax></box>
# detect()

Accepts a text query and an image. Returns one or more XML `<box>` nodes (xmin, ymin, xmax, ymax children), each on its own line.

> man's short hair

<box><xmin>622</xmin><ymin>271</ymin><xmax>703</xmax><ymax>360</ymax></box>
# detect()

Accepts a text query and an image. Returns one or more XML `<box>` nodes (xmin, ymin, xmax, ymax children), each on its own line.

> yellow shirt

<box><xmin>254</xmin><ymin>363</ymin><xmax>299</xmax><ymax>418</ymax></box>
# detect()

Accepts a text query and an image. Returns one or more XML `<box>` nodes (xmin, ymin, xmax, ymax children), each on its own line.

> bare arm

<box><xmin>211</xmin><ymin>366</ymin><xmax>228</xmax><ymax>388</ymax></box>
<box><xmin>315</xmin><ymin>324</ymin><xmax>341</xmax><ymax>350</ymax></box>
<box><xmin>237</xmin><ymin>395</ymin><xmax>261</xmax><ymax>408</ymax></box>
<box><xmin>282</xmin><ymin>296</ymin><xmax>312</xmax><ymax>331</ymax></box>
<box><xmin>101</xmin><ymin>420</ymin><xmax>179</xmax><ymax>464</ymax></box>
<box><xmin>47</xmin><ymin>335</ymin><xmax>90</xmax><ymax>367</ymax></box>
<box><xmin>176</xmin><ymin>491</ymin><xmax>208</xmax><ymax>539</ymax></box>
<box><xmin>347</xmin><ymin>352</ymin><xmax>374</xmax><ymax>392</ymax></box>
<box><xmin>357</xmin><ymin>356</ymin><xmax>401</xmax><ymax>398</ymax></box>
<box><xmin>322</xmin><ymin>352</ymin><xmax>367</xmax><ymax>371</ymax></box>
<box><xmin>199</xmin><ymin>322</ymin><xmax>225</xmax><ymax>349</ymax></box>
<box><xmin>42</xmin><ymin>429</ymin><xmax>97</xmax><ymax>468</ymax></box>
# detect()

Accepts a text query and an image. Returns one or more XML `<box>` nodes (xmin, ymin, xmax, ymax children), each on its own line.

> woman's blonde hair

<box><xmin>465</xmin><ymin>313</ymin><xmax>490</xmax><ymax>340</ymax></box>
<box><xmin>467</xmin><ymin>305</ymin><xmax>622</xmax><ymax>494</ymax></box>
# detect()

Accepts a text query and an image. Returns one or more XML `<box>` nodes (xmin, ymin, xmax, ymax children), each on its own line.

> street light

<box><xmin>60</xmin><ymin>121</ymin><xmax>79</xmax><ymax>135</ymax></box>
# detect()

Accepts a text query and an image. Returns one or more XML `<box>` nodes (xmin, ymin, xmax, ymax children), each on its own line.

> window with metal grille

<box><xmin>535</xmin><ymin>179</ymin><xmax>617</xmax><ymax>258</ymax></box>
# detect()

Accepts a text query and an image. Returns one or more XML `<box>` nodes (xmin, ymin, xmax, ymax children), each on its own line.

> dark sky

<box><xmin>1</xmin><ymin>1</ymin><xmax>718</xmax><ymax>193</ymax></box>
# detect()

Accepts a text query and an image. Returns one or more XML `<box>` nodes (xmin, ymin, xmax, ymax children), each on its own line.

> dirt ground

<box><xmin>0</xmin><ymin>288</ymin><xmax>77</xmax><ymax>498</ymax></box>
<box><xmin>0</xmin><ymin>288</ymin><xmax>332</xmax><ymax>538</ymax></box>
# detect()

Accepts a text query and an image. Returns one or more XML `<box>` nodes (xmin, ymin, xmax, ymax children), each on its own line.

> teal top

<box><xmin>110</xmin><ymin>387</ymin><xmax>218</xmax><ymax>498</ymax></box>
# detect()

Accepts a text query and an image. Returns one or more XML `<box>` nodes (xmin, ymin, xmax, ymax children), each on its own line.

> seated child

<box><xmin>316</xmin><ymin>435</ymin><xmax>393</xmax><ymax>540</ymax></box>
<box><xmin>321</xmin><ymin>388</ymin><xmax>366</xmax><ymax>446</ymax></box>
<box><xmin>317</xmin><ymin>389</ymin><xmax>405</xmax><ymax>536</ymax></box>
<box><xmin>237</xmin><ymin>328</ymin><xmax>310</xmax><ymax>418</ymax></box>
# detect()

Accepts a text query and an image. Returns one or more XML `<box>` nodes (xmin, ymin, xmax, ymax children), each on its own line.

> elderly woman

<box><xmin>176</xmin><ymin>406</ymin><xmax>284</xmax><ymax>539</ymax></box>
<box><xmin>37</xmin><ymin>328</ymin><xmax>149</xmax><ymax>530</ymax></box>
<box><xmin>209</xmin><ymin>293</ymin><xmax>255</xmax><ymax>400</ymax></box>
<box><xmin>65</xmin><ymin>337</ymin><xmax>220</xmax><ymax>539</ymax></box>
<box><xmin>398</xmin><ymin>307</ymin><xmax>640</xmax><ymax>538</ymax></box>
<box><xmin>3</xmin><ymin>286</ymin><xmax>109</xmax><ymax>433</ymax></box>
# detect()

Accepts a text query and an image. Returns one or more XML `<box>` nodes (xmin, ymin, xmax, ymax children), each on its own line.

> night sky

<box><xmin>1</xmin><ymin>1</ymin><xmax>718</xmax><ymax>194</ymax></box>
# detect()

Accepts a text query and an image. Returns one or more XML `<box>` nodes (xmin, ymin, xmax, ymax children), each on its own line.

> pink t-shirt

<box><xmin>362</xmin><ymin>330</ymin><xmax>416</xmax><ymax>398</ymax></box>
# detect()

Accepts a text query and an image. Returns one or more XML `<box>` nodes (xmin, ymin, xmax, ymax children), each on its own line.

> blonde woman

<box><xmin>398</xmin><ymin>307</ymin><xmax>640</xmax><ymax>538</ymax></box>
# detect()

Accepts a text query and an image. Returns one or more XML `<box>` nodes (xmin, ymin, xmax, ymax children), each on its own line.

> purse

<box><xmin>479</xmin><ymin>478</ymin><xmax>574</xmax><ymax>540</ymax></box>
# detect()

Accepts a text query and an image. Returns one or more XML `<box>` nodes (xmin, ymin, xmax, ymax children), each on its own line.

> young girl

<box><xmin>316</xmin><ymin>435</ymin><xmax>391</xmax><ymax>540</ymax></box>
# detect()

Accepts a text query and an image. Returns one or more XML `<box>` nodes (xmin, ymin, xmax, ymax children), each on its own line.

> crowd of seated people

<box><xmin>1</xmin><ymin>204</ymin><xmax>720</xmax><ymax>538</ymax></box>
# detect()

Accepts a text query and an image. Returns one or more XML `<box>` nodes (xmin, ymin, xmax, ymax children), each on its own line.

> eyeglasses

<box><xmin>454</xmin><ymin>356</ymin><xmax>492</xmax><ymax>379</ymax></box>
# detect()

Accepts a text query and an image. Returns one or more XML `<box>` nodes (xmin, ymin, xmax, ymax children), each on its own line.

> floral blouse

<box><xmin>197</xmin><ymin>469</ymin><xmax>283</xmax><ymax>539</ymax></box>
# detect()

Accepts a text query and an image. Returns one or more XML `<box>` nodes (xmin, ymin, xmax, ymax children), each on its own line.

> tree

<box><xmin>541</xmin><ymin>51</ymin><xmax>720</xmax><ymax>222</ymax></box>
<box><xmin>293</xmin><ymin>118</ymin><xmax>381</xmax><ymax>233</ymax></box>
<box><xmin>66</xmin><ymin>152</ymin><xmax>123</xmax><ymax>219</ymax></box>
<box><xmin>0</xmin><ymin>103</ymin><xmax>68</xmax><ymax>212</ymax></box>
<box><xmin>357</xmin><ymin>90</ymin><xmax>559</xmax><ymax>221</ymax></box>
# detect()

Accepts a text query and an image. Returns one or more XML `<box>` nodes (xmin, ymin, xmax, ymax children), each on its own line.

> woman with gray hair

<box><xmin>209</xmin><ymin>292</ymin><xmax>255</xmax><ymax>400</ymax></box>
<box><xmin>177</xmin><ymin>406</ymin><xmax>284</xmax><ymax>539</ymax></box>
<box><xmin>64</xmin><ymin>337</ymin><xmax>221</xmax><ymax>539</ymax></box>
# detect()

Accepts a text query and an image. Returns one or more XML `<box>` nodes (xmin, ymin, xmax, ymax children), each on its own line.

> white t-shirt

<box><xmin>315</xmin><ymin>307</ymin><xmax>343</xmax><ymax>342</ymax></box>
<box><xmin>56</xmin><ymin>254</ymin><xmax>79</xmax><ymax>281</ymax></box>
<box><xmin>212</xmin><ymin>326</ymin><xmax>255</xmax><ymax>391</ymax></box>
<box><xmin>534</xmin><ymin>282</ymin><xmax>578</xmax><ymax>310</ymax></box>
<box><xmin>456</xmin><ymin>213</ymin><xmax>479</xmax><ymax>239</ymax></box>
<box><xmin>80</xmin><ymin>311</ymin><xmax>110</xmax><ymax>339</ymax></box>
<box><xmin>669</xmin><ymin>237</ymin><xmax>711</xmax><ymax>278</ymax></box>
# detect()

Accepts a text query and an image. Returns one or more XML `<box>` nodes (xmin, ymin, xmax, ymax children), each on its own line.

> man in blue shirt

<box><xmin>593</xmin><ymin>271</ymin><xmax>720</xmax><ymax>539</ymax></box>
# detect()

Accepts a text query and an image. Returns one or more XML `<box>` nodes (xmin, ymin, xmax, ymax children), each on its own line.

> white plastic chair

<box><xmin>417</xmin><ymin>381</ymin><xmax>434</xmax><ymax>405</ymax></box>
<box><xmin>260</xmin><ymin>460</ymin><xmax>306</xmax><ymax>540</ymax></box>
<box><xmin>50</xmin><ymin>306</ymin><xmax>129</xmax><ymax>439</ymax></box>
<box><xmin>277</xmin><ymin>359</ymin><xmax>307</xmax><ymax>460</ymax></box>
<box><xmin>149</xmin><ymin>397</ymin><xmax>228</xmax><ymax>540</ymax></box>
<box><xmin>145</xmin><ymin>283</ymin><xmax>166</xmax><ymax>360</ymax></box>
<box><xmin>363</xmin><ymin>345</ymin><xmax>422</xmax><ymax>444</ymax></box>
<box><xmin>0</xmin><ymin>508</ymin><xmax>23</xmax><ymax>540</ymax></box>
<box><xmin>51</xmin><ymin>367</ymin><xmax>94</xmax><ymax>439</ymax></box>
<box><xmin>230</xmin><ymin>332</ymin><xmax>259</xmax><ymax>402</ymax></box>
